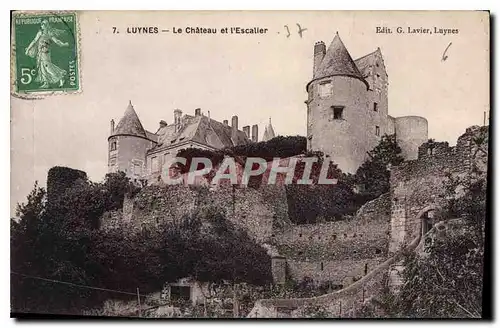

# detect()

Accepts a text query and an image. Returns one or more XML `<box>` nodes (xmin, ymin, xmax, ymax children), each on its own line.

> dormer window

<box><xmin>318</xmin><ymin>82</ymin><xmax>333</xmax><ymax>98</ymax></box>
<box><xmin>330</xmin><ymin>106</ymin><xmax>344</xmax><ymax>120</ymax></box>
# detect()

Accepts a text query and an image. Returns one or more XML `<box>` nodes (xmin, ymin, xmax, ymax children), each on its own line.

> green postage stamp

<box><xmin>11</xmin><ymin>11</ymin><xmax>80</xmax><ymax>94</ymax></box>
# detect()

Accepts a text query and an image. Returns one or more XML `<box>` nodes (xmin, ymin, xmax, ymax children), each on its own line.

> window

<box><xmin>318</xmin><ymin>82</ymin><xmax>333</xmax><ymax>97</ymax></box>
<box><xmin>170</xmin><ymin>139</ymin><xmax>177</xmax><ymax>144</ymax></box>
<box><xmin>179</xmin><ymin>137</ymin><xmax>185</xmax><ymax>141</ymax></box>
<box><xmin>330</xmin><ymin>106</ymin><xmax>344</xmax><ymax>120</ymax></box>
<box><xmin>151</xmin><ymin>156</ymin><xmax>159</xmax><ymax>172</ymax></box>
<box><xmin>320</xmin><ymin>262</ymin><xmax>324</xmax><ymax>271</ymax></box>
<box><xmin>373</xmin><ymin>102</ymin><xmax>378</xmax><ymax>112</ymax></box>
<box><xmin>133</xmin><ymin>163</ymin><xmax>141</xmax><ymax>175</ymax></box>
<box><xmin>375</xmin><ymin>126</ymin><xmax>380</xmax><ymax>136</ymax></box>
<box><xmin>110</xmin><ymin>141</ymin><xmax>117</xmax><ymax>151</ymax></box>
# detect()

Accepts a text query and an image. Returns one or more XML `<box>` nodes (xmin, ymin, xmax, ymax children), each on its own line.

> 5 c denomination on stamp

<box><xmin>11</xmin><ymin>11</ymin><xmax>80</xmax><ymax>95</ymax></box>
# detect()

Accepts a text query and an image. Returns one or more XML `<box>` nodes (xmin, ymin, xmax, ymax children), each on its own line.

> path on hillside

<box><xmin>248</xmin><ymin>223</ymin><xmax>433</xmax><ymax>318</ymax></box>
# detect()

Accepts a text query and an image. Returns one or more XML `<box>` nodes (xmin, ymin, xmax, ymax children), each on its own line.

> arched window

<box><xmin>110</xmin><ymin>141</ymin><xmax>117</xmax><ymax>151</ymax></box>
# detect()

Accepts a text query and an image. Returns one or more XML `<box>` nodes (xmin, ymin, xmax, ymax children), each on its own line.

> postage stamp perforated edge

<box><xmin>10</xmin><ymin>10</ymin><xmax>83</xmax><ymax>99</ymax></box>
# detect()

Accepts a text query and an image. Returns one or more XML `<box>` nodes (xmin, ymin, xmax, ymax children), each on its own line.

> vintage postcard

<box><xmin>10</xmin><ymin>11</ymin><xmax>490</xmax><ymax>319</ymax></box>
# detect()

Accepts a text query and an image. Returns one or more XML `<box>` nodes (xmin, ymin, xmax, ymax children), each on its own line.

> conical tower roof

<box><xmin>111</xmin><ymin>101</ymin><xmax>147</xmax><ymax>138</ymax></box>
<box><xmin>263</xmin><ymin>117</ymin><xmax>276</xmax><ymax>141</ymax></box>
<box><xmin>309</xmin><ymin>33</ymin><xmax>368</xmax><ymax>89</ymax></box>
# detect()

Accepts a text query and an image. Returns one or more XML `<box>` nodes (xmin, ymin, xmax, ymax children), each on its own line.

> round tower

<box><xmin>394</xmin><ymin>116</ymin><xmax>428</xmax><ymax>160</ymax></box>
<box><xmin>306</xmin><ymin>33</ymin><xmax>370</xmax><ymax>174</ymax></box>
<box><xmin>108</xmin><ymin>101</ymin><xmax>152</xmax><ymax>180</ymax></box>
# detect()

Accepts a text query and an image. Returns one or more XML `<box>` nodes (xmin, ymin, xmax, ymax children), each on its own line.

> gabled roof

<box><xmin>262</xmin><ymin>117</ymin><xmax>276</xmax><ymax>141</ymax></box>
<box><xmin>308</xmin><ymin>33</ymin><xmax>369</xmax><ymax>90</ymax></box>
<box><xmin>111</xmin><ymin>101</ymin><xmax>148</xmax><ymax>139</ymax></box>
<box><xmin>354</xmin><ymin>48</ymin><xmax>386</xmax><ymax>79</ymax></box>
<box><xmin>149</xmin><ymin>114</ymin><xmax>249</xmax><ymax>154</ymax></box>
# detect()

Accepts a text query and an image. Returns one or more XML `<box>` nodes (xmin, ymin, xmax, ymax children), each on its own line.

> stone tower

<box><xmin>306</xmin><ymin>33</ymin><xmax>390</xmax><ymax>174</ymax></box>
<box><xmin>108</xmin><ymin>101</ymin><xmax>154</xmax><ymax>180</ymax></box>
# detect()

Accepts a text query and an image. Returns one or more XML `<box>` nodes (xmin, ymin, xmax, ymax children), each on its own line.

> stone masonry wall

<box><xmin>101</xmin><ymin>184</ymin><xmax>289</xmax><ymax>244</ymax></box>
<box><xmin>273</xmin><ymin>193</ymin><xmax>391</xmax><ymax>285</ymax></box>
<box><xmin>389</xmin><ymin>125</ymin><xmax>488</xmax><ymax>253</ymax></box>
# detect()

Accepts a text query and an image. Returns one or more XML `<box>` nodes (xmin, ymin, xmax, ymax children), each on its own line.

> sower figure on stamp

<box><xmin>25</xmin><ymin>19</ymin><xmax>69</xmax><ymax>88</ymax></box>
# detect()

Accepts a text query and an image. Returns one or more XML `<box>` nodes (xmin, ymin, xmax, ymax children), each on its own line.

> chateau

<box><xmin>99</xmin><ymin>32</ymin><xmax>489</xmax><ymax>316</ymax></box>
<box><xmin>307</xmin><ymin>33</ymin><xmax>428</xmax><ymax>173</ymax></box>
<box><xmin>107</xmin><ymin>104</ymin><xmax>276</xmax><ymax>183</ymax></box>
<box><xmin>108</xmin><ymin>33</ymin><xmax>428</xmax><ymax>179</ymax></box>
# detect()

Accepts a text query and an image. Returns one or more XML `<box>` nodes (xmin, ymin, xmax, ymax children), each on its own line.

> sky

<box><xmin>10</xmin><ymin>11</ymin><xmax>489</xmax><ymax>213</ymax></box>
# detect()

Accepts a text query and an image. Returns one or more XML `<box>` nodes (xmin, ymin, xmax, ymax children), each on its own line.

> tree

<box><xmin>355</xmin><ymin>134</ymin><xmax>404</xmax><ymax>201</ymax></box>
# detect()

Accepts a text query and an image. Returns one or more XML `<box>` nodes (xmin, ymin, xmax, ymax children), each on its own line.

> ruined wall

<box><xmin>389</xmin><ymin>125</ymin><xmax>488</xmax><ymax>253</ymax></box>
<box><xmin>273</xmin><ymin>193</ymin><xmax>391</xmax><ymax>285</ymax></box>
<box><xmin>101</xmin><ymin>184</ymin><xmax>289</xmax><ymax>243</ymax></box>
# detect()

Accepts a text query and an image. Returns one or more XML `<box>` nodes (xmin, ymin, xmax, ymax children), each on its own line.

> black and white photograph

<box><xmin>9</xmin><ymin>10</ymin><xmax>491</xmax><ymax>319</ymax></box>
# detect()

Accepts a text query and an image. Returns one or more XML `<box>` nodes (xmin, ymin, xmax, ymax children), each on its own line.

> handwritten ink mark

<box><xmin>296</xmin><ymin>23</ymin><xmax>307</xmax><ymax>38</ymax></box>
<box><xmin>284</xmin><ymin>25</ymin><xmax>291</xmax><ymax>38</ymax></box>
<box><xmin>442</xmin><ymin>42</ymin><xmax>452</xmax><ymax>61</ymax></box>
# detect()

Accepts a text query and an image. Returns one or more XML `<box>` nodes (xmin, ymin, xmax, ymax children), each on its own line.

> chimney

<box><xmin>223</xmin><ymin>119</ymin><xmax>228</xmax><ymax>126</ymax></box>
<box><xmin>110</xmin><ymin>119</ymin><xmax>115</xmax><ymax>135</ymax></box>
<box><xmin>159</xmin><ymin>120</ymin><xmax>167</xmax><ymax>128</ymax></box>
<box><xmin>313</xmin><ymin>41</ymin><xmax>326</xmax><ymax>78</ymax></box>
<box><xmin>252</xmin><ymin>124</ymin><xmax>259</xmax><ymax>142</ymax></box>
<box><xmin>195</xmin><ymin>108</ymin><xmax>201</xmax><ymax>116</ymax></box>
<box><xmin>231</xmin><ymin>115</ymin><xmax>238</xmax><ymax>131</ymax></box>
<box><xmin>242</xmin><ymin>126</ymin><xmax>250</xmax><ymax>139</ymax></box>
<box><xmin>174</xmin><ymin>109</ymin><xmax>182</xmax><ymax>132</ymax></box>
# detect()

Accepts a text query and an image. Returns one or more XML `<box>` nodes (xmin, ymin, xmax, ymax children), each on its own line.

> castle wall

<box><xmin>394</xmin><ymin>116</ymin><xmax>428</xmax><ymax>160</ymax></box>
<box><xmin>145</xmin><ymin>141</ymin><xmax>216</xmax><ymax>185</ymax></box>
<box><xmin>273</xmin><ymin>193</ymin><xmax>391</xmax><ymax>285</ymax></box>
<box><xmin>387</xmin><ymin>116</ymin><xmax>395</xmax><ymax>135</ymax></box>
<box><xmin>307</xmin><ymin>76</ymin><xmax>373</xmax><ymax>174</ymax></box>
<box><xmin>362</xmin><ymin>51</ymin><xmax>389</xmax><ymax>151</ymax></box>
<box><xmin>388</xmin><ymin>125</ymin><xmax>488</xmax><ymax>253</ymax></box>
<box><xmin>101</xmin><ymin>184</ymin><xmax>289</xmax><ymax>244</ymax></box>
